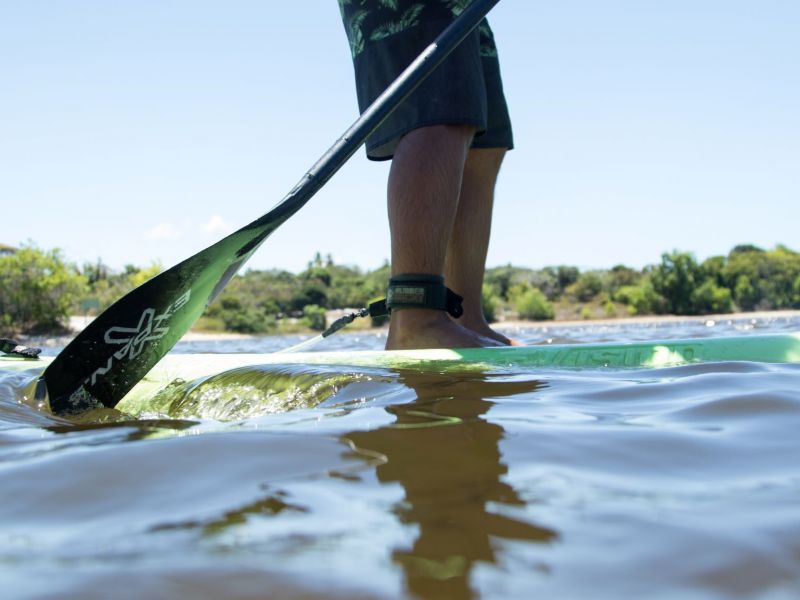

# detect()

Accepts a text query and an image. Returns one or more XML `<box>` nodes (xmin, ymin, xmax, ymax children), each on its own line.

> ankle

<box><xmin>456</xmin><ymin>311</ymin><xmax>489</xmax><ymax>329</ymax></box>
<box><xmin>390</xmin><ymin>308</ymin><xmax>451</xmax><ymax>330</ymax></box>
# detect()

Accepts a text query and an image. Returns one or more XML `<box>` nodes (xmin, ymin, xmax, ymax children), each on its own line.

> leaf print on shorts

<box><xmin>344</xmin><ymin>9</ymin><xmax>370</xmax><ymax>58</ymax></box>
<box><xmin>369</xmin><ymin>4</ymin><xmax>425</xmax><ymax>42</ymax></box>
<box><xmin>441</xmin><ymin>0</ymin><xmax>472</xmax><ymax>17</ymax></box>
<box><xmin>478</xmin><ymin>21</ymin><xmax>498</xmax><ymax>57</ymax></box>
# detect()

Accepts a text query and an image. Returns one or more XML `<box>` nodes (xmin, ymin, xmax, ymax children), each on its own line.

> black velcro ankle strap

<box><xmin>383</xmin><ymin>274</ymin><xmax>463</xmax><ymax>319</ymax></box>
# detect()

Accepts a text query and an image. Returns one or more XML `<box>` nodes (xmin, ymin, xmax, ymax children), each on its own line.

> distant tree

<box><xmin>361</xmin><ymin>261</ymin><xmax>391</xmax><ymax>300</ymax></box>
<box><xmin>127</xmin><ymin>263</ymin><xmax>162</xmax><ymax>288</ymax></box>
<box><xmin>484</xmin><ymin>265</ymin><xmax>515</xmax><ymax>299</ymax></box>
<box><xmin>729</xmin><ymin>244</ymin><xmax>765</xmax><ymax>257</ymax></box>
<box><xmin>302</xmin><ymin>265</ymin><xmax>332</xmax><ymax>287</ymax></box>
<box><xmin>650</xmin><ymin>251</ymin><xmax>704</xmax><ymax>314</ymax></box>
<box><xmin>555</xmin><ymin>265</ymin><xmax>579</xmax><ymax>293</ymax></box>
<box><xmin>701</xmin><ymin>255</ymin><xmax>726</xmax><ymax>287</ymax></box>
<box><xmin>733</xmin><ymin>275</ymin><xmax>758</xmax><ymax>311</ymax></box>
<box><xmin>303</xmin><ymin>304</ymin><xmax>327</xmax><ymax>331</ymax></box>
<box><xmin>723</xmin><ymin>246</ymin><xmax>800</xmax><ymax>310</ymax></box>
<box><xmin>523</xmin><ymin>270</ymin><xmax>555</xmax><ymax>299</ymax></box>
<box><xmin>0</xmin><ymin>245</ymin><xmax>87</xmax><ymax>334</ymax></box>
<box><xmin>485</xmin><ymin>265</ymin><xmax>536</xmax><ymax>299</ymax></box>
<box><xmin>793</xmin><ymin>274</ymin><xmax>800</xmax><ymax>306</ymax></box>
<box><xmin>291</xmin><ymin>282</ymin><xmax>328</xmax><ymax>311</ymax></box>
<box><xmin>614</xmin><ymin>279</ymin><xmax>666</xmax><ymax>315</ymax></box>
<box><xmin>605</xmin><ymin>264</ymin><xmax>640</xmax><ymax>292</ymax></box>
<box><xmin>508</xmin><ymin>283</ymin><xmax>555</xmax><ymax>320</ymax></box>
<box><xmin>320</xmin><ymin>262</ymin><xmax>368</xmax><ymax>308</ymax></box>
<box><xmin>481</xmin><ymin>283</ymin><xmax>500</xmax><ymax>323</ymax></box>
<box><xmin>565</xmin><ymin>271</ymin><xmax>604</xmax><ymax>302</ymax></box>
<box><xmin>691</xmin><ymin>280</ymin><xmax>733</xmax><ymax>314</ymax></box>
<box><xmin>80</xmin><ymin>261</ymin><xmax>162</xmax><ymax>311</ymax></box>
<box><xmin>8</xmin><ymin>242</ymin><xmax>798</xmax><ymax>335</ymax></box>
<box><xmin>82</xmin><ymin>259</ymin><xmax>110</xmax><ymax>284</ymax></box>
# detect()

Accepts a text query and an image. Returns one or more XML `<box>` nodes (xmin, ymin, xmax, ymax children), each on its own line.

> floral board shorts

<box><xmin>338</xmin><ymin>0</ymin><xmax>513</xmax><ymax>161</ymax></box>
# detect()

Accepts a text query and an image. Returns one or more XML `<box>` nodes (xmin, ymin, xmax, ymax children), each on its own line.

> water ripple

<box><xmin>2</xmin><ymin>319</ymin><xmax>800</xmax><ymax>599</ymax></box>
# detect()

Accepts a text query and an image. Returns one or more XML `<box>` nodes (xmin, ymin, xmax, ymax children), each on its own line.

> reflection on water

<box><xmin>2</xmin><ymin>317</ymin><xmax>800</xmax><ymax>599</ymax></box>
<box><xmin>347</xmin><ymin>374</ymin><xmax>556</xmax><ymax>598</ymax></box>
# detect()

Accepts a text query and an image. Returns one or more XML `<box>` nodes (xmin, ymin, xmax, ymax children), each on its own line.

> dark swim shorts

<box><xmin>338</xmin><ymin>0</ymin><xmax>513</xmax><ymax>161</ymax></box>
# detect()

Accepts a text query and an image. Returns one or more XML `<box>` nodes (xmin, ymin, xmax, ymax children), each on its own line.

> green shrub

<box><xmin>615</xmin><ymin>280</ymin><xmax>665</xmax><ymax>315</ymax></box>
<box><xmin>794</xmin><ymin>274</ymin><xmax>800</xmax><ymax>306</ymax></box>
<box><xmin>734</xmin><ymin>275</ymin><xmax>758</xmax><ymax>311</ymax></box>
<box><xmin>691</xmin><ymin>280</ymin><xmax>733</xmax><ymax>314</ymax></box>
<box><xmin>509</xmin><ymin>284</ymin><xmax>555</xmax><ymax>321</ymax></box>
<box><xmin>722</xmin><ymin>245</ymin><xmax>800</xmax><ymax>310</ymax></box>
<box><xmin>303</xmin><ymin>304</ymin><xmax>327</xmax><ymax>331</ymax></box>
<box><xmin>0</xmin><ymin>244</ymin><xmax>87</xmax><ymax>334</ymax></box>
<box><xmin>606</xmin><ymin>265</ymin><xmax>641</xmax><ymax>293</ymax></box>
<box><xmin>222</xmin><ymin>307</ymin><xmax>276</xmax><ymax>334</ymax></box>
<box><xmin>291</xmin><ymin>283</ymin><xmax>328</xmax><ymax>311</ymax></box>
<box><xmin>481</xmin><ymin>283</ymin><xmax>500</xmax><ymax>323</ymax></box>
<box><xmin>566</xmin><ymin>271</ymin><xmax>604</xmax><ymax>302</ymax></box>
<box><xmin>650</xmin><ymin>251</ymin><xmax>703</xmax><ymax>315</ymax></box>
<box><xmin>193</xmin><ymin>316</ymin><xmax>227</xmax><ymax>332</ymax></box>
<box><xmin>555</xmin><ymin>265</ymin><xmax>580</xmax><ymax>293</ymax></box>
<box><xmin>701</xmin><ymin>255</ymin><xmax>727</xmax><ymax>287</ymax></box>
<box><xmin>79</xmin><ymin>261</ymin><xmax>162</xmax><ymax>311</ymax></box>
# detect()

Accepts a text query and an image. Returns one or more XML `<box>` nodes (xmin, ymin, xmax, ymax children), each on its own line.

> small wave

<box><xmin>122</xmin><ymin>364</ymin><xmax>403</xmax><ymax>422</ymax></box>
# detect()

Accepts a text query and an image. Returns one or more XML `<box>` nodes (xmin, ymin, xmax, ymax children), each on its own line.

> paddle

<box><xmin>37</xmin><ymin>0</ymin><xmax>503</xmax><ymax>414</ymax></box>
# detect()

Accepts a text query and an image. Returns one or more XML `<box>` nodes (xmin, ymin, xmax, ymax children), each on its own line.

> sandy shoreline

<box><xmin>59</xmin><ymin>309</ymin><xmax>800</xmax><ymax>343</ymax></box>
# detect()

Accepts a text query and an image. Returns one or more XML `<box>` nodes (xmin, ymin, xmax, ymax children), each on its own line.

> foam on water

<box><xmin>2</xmin><ymin>315</ymin><xmax>800</xmax><ymax>599</ymax></box>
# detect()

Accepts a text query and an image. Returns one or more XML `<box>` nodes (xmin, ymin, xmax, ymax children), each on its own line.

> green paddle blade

<box><xmin>39</xmin><ymin>0</ymin><xmax>503</xmax><ymax>414</ymax></box>
<box><xmin>42</xmin><ymin>215</ymin><xmax>281</xmax><ymax>413</ymax></box>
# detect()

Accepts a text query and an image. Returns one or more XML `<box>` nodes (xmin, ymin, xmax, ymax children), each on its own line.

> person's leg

<box><xmin>445</xmin><ymin>147</ymin><xmax>517</xmax><ymax>345</ymax></box>
<box><xmin>386</xmin><ymin>124</ymin><xmax>502</xmax><ymax>350</ymax></box>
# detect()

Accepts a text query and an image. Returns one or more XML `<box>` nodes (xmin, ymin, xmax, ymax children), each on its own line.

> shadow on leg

<box><xmin>445</xmin><ymin>147</ymin><xmax>518</xmax><ymax>345</ymax></box>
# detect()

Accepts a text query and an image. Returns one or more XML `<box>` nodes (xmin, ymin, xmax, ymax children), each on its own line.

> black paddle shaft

<box><xmin>40</xmin><ymin>0</ymin><xmax>502</xmax><ymax>414</ymax></box>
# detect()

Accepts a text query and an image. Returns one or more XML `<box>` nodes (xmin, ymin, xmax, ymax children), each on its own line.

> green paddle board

<box><xmin>3</xmin><ymin>332</ymin><xmax>799</xmax><ymax>412</ymax></box>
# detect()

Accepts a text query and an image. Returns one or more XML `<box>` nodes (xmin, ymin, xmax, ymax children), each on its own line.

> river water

<box><xmin>2</xmin><ymin>315</ymin><xmax>800</xmax><ymax>599</ymax></box>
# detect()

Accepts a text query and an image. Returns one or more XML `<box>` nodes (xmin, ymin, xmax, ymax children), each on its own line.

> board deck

<box><xmin>3</xmin><ymin>332</ymin><xmax>799</xmax><ymax>410</ymax></box>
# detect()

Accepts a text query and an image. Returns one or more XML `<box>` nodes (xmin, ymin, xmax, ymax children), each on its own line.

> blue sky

<box><xmin>1</xmin><ymin>1</ymin><xmax>798</xmax><ymax>274</ymax></box>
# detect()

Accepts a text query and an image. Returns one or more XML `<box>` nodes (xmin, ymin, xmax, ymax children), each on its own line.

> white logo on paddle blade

<box><xmin>87</xmin><ymin>290</ymin><xmax>192</xmax><ymax>387</ymax></box>
<box><xmin>104</xmin><ymin>308</ymin><xmax>169</xmax><ymax>360</ymax></box>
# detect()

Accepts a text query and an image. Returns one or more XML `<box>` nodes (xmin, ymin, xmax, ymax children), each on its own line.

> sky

<box><xmin>1</xmin><ymin>0</ymin><xmax>798</xmax><ymax>275</ymax></box>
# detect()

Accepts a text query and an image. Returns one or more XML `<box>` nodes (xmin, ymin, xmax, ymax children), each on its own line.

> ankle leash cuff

<box><xmin>368</xmin><ymin>274</ymin><xmax>463</xmax><ymax>319</ymax></box>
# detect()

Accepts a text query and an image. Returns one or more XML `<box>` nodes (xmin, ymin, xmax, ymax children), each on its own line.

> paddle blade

<box><xmin>40</xmin><ymin>221</ymin><xmax>278</xmax><ymax>414</ymax></box>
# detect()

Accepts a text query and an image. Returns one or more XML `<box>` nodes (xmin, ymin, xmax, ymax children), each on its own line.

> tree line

<box><xmin>1</xmin><ymin>244</ymin><xmax>799</xmax><ymax>336</ymax></box>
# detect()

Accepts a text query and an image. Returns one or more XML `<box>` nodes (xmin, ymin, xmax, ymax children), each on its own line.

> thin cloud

<box><xmin>201</xmin><ymin>214</ymin><xmax>233</xmax><ymax>236</ymax></box>
<box><xmin>145</xmin><ymin>222</ymin><xmax>183</xmax><ymax>241</ymax></box>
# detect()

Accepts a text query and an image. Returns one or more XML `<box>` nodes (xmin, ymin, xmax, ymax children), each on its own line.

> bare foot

<box><xmin>456</xmin><ymin>316</ymin><xmax>522</xmax><ymax>346</ymax></box>
<box><xmin>386</xmin><ymin>309</ymin><xmax>504</xmax><ymax>350</ymax></box>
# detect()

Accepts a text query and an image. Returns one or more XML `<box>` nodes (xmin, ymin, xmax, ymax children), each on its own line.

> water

<box><xmin>2</xmin><ymin>315</ymin><xmax>800</xmax><ymax>599</ymax></box>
